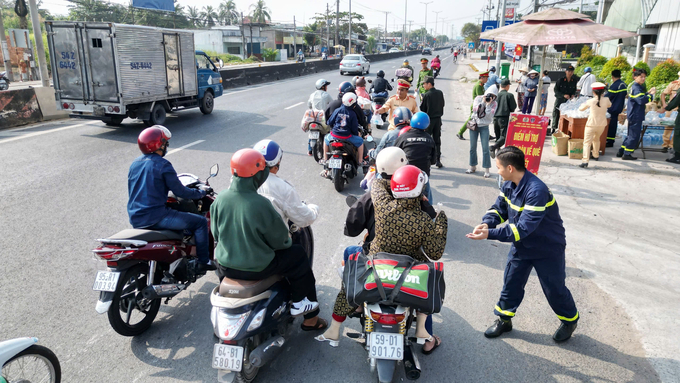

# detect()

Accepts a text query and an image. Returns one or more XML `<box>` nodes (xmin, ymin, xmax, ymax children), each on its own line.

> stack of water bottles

<box><xmin>558</xmin><ymin>96</ymin><xmax>612</xmax><ymax>119</ymax></box>
<box><xmin>621</xmin><ymin>111</ymin><xmax>679</xmax><ymax>147</ymax></box>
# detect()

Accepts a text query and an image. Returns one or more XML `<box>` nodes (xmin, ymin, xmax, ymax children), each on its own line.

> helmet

<box><xmin>377</xmin><ymin>70</ymin><xmax>385</xmax><ymax>78</ymax></box>
<box><xmin>584</xmin><ymin>67</ymin><xmax>592</xmax><ymax>73</ymax></box>
<box><xmin>436</xmin><ymin>55</ymin><xmax>440</xmax><ymax>58</ymax></box>
<box><xmin>392</xmin><ymin>107</ymin><xmax>412</xmax><ymax>127</ymax></box>
<box><xmin>403</xmin><ymin>59</ymin><xmax>409</xmax><ymax>65</ymax></box>
<box><xmin>253</xmin><ymin>139</ymin><xmax>283</xmax><ymax>167</ymax></box>
<box><xmin>315</xmin><ymin>78</ymin><xmax>331</xmax><ymax>90</ymax></box>
<box><xmin>410</xmin><ymin>112</ymin><xmax>430</xmax><ymax>130</ymax></box>
<box><xmin>391</xmin><ymin>165</ymin><xmax>428</xmax><ymax>199</ymax></box>
<box><xmin>338</xmin><ymin>81</ymin><xmax>355</xmax><ymax>95</ymax></box>
<box><xmin>356</xmin><ymin>77</ymin><xmax>366</xmax><ymax>88</ymax></box>
<box><xmin>351</xmin><ymin>76</ymin><xmax>360</xmax><ymax>87</ymax></box>
<box><xmin>490</xmin><ymin>66</ymin><xmax>496</xmax><ymax>72</ymax></box>
<box><xmin>375</xmin><ymin>147</ymin><xmax>408</xmax><ymax>176</ymax></box>
<box><xmin>230</xmin><ymin>149</ymin><xmax>266</xmax><ymax>178</ymax></box>
<box><xmin>138</xmin><ymin>125</ymin><xmax>171</xmax><ymax>154</ymax></box>
<box><xmin>398</xmin><ymin>126</ymin><xmax>411</xmax><ymax>136</ymax></box>
<box><xmin>342</xmin><ymin>92</ymin><xmax>357</xmax><ymax>107</ymax></box>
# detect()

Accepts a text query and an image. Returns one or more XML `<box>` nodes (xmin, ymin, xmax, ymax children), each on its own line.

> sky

<box><xmin>39</xmin><ymin>0</ymin><xmax>593</xmax><ymax>37</ymax></box>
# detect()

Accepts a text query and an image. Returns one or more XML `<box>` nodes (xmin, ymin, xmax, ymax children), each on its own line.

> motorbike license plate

<box><xmin>92</xmin><ymin>271</ymin><xmax>120</xmax><ymax>292</ymax></box>
<box><xmin>212</xmin><ymin>344</ymin><xmax>244</xmax><ymax>371</ymax></box>
<box><xmin>328</xmin><ymin>158</ymin><xmax>343</xmax><ymax>169</ymax></box>
<box><xmin>308</xmin><ymin>131</ymin><xmax>320</xmax><ymax>139</ymax></box>
<box><xmin>368</xmin><ymin>332</ymin><xmax>403</xmax><ymax>360</ymax></box>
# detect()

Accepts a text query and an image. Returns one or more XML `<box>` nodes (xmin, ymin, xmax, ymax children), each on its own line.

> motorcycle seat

<box><xmin>107</xmin><ymin>229</ymin><xmax>184</xmax><ymax>242</ymax></box>
<box><xmin>219</xmin><ymin>274</ymin><xmax>283</xmax><ymax>298</ymax></box>
<box><xmin>372</xmin><ymin>97</ymin><xmax>386</xmax><ymax>104</ymax></box>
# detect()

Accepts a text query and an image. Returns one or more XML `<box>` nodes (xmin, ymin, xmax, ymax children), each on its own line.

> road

<box><xmin>0</xmin><ymin>52</ymin><xmax>668</xmax><ymax>383</ymax></box>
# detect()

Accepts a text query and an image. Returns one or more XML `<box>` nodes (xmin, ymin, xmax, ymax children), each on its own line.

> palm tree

<box><xmin>202</xmin><ymin>5</ymin><xmax>218</xmax><ymax>27</ymax></box>
<box><xmin>218</xmin><ymin>0</ymin><xmax>239</xmax><ymax>25</ymax></box>
<box><xmin>249</xmin><ymin>0</ymin><xmax>271</xmax><ymax>24</ymax></box>
<box><xmin>187</xmin><ymin>6</ymin><xmax>202</xmax><ymax>28</ymax></box>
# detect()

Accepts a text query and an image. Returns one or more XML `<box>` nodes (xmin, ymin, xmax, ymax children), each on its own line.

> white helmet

<box><xmin>375</xmin><ymin>147</ymin><xmax>408</xmax><ymax>176</ymax></box>
<box><xmin>342</xmin><ymin>92</ymin><xmax>357</xmax><ymax>107</ymax></box>
<box><xmin>315</xmin><ymin>78</ymin><xmax>330</xmax><ymax>90</ymax></box>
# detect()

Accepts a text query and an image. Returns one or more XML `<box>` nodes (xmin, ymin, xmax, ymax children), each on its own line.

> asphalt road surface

<box><xmin>0</xmin><ymin>53</ymin><xmax>662</xmax><ymax>382</ymax></box>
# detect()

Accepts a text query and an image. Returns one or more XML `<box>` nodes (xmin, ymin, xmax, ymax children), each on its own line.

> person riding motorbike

<box><xmin>375</xmin><ymin>79</ymin><xmax>418</xmax><ymax>129</ymax></box>
<box><xmin>322</xmin><ymin>92</ymin><xmax>366</xmax><ymax>171</ymax></box>
<box><xmin>431</xmin><ymin>55</ymin><xmax>442</xmax><ymax>78</ymax></box>
<box><xmin>370</xmin><ymin>70</ymin><xmax>393</xmax><ymax>99</ymax></box>
<box><xmin>210</xmin><ymin>149</ymin><xmax>323</xmax><ymax>322</ymax></box>
<box><xmin>395</xmin><ymin>112</ymin><xmax>437</xmax><ymax>202</ymax></box>
<box><xmin>397</xmin><ymin>59</ymin><xmax>415</xmax><ymax>83</ymax></box>
<box><xmin>297</xmin><ymin>48</ymin><xmax>305</xmax><ymax>62</ymax></box>
<box><xmin>127</xmin><ymin>125</ymin><xmax>215</xmax><ymax>273</ymax></box>
<box><xmin>316</xmin><ymin>163</ymin><xmax>447</xmax><ymax>353</ymax></box>
<box><xmin>370</xmin><ymin>107</ymin><xmax>412</xmax><ymax>159</ymax></box>
<box><xmin>325</xmin><ymin>81</ymin><xmax>367</xmax><ymax>131</ymax></box>
<box><xmin>308</xmin><ymin>78</ymin><xmax>333</xmax><ymax>111</ymax></box>
<box><xmin>453</xmin><ymin>50</ymin><xmax>459</xmax><ymax>63</ymax></box>
<box><xmin>355</xmin><ymin>77</ymin><xmax>371</xmax><ymax>100</ymax></box>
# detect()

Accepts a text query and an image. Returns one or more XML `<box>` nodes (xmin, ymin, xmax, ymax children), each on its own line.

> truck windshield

<box><xmin>196</xmin><ymin>54</ymin><xmax>216</xmax><ymax>71</ymax></box>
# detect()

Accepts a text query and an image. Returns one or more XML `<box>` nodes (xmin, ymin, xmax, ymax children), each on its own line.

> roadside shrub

<box><xmin>262</xmin><ymin>48</ymin><xmax>278</xmax><ymax>62</ymax></box>
<box><xmin>647</xmin><ymin>59</ymin><xmax>680</xmax><ymax>92</ymax></box>
<box><xmin>600</xmin><ymin>56</ymin><xmax>632</xmax><ymax>84</ymax></box>
<box><xmin>577</xmin><ymin>45</ymin><xmax>593</xmax><ymax>66</ymax></box>
<box><xmin>589</xmin><ymin>55</ymin><xmax>608</xmax><ymax>66</ymax></box>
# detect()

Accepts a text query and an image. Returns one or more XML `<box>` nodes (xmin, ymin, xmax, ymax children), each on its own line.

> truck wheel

<box><xmin>149</xmin><ymin>104</ymin><xmax>166</xmax><ymax>126</ymax></box>
<box><xmin>200</xmin><ymin>91</ymin><xmax>214</xmax><ymax>114</ymax></box>
<box><xmin>104</xmin><ymin>116</ymin><xmax>124</xmax><ymax>126</ymax></box>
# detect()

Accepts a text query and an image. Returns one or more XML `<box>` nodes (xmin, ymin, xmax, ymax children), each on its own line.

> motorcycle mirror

<box><xmin>345</xmin><ymin>195</ymin><xmax>358</xmax><ymax>207</ymax></box>
<box><xmin>210</xmin><ymin>164</ymin><xmax>219</xmax><ymax>177</ymax></box>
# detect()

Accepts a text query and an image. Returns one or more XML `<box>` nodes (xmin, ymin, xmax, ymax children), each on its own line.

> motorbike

<box><xmin>367</xmin><ymin>80</ymin><xmax>389</xmax><ymax>129</ymax></box>
<box><xmin>326</xmin><ymin>127</ymin><xmax>375</xmax><ymax>192</ymax></box>
<box><xmin>306</xmin><ymin>120</ymin><xmax>326</xmax><ymax>163</ymax></box>
<box><xmin>1</xmin><ymin>337</ymin><xmax>61</xmax><ymax>383</ymax></box>
<box><xmin>432</xmin><ymin>66</ymin><xmax>441</xmax><ymax>79</ymax></box>
<box><xmin>91</xmin><ymin>164</ymin><xmax>219</xmax><ymax>336</ymax></box>
<box><xmin>210</xmin><ymin>224</ymin><xmax>314</xmax><ymax>383</ymax></box>
<box><xmin>0</xmin><ymin>72</ymin><xmax>9</xmax><ymax>91</ymax></box>
<box><xmin>296</xmin><ymin>54</ymin><xmax>305</xmax><ymax>63</ymax></box>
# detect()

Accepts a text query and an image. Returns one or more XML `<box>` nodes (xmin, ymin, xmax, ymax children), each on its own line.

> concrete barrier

<box><xmin>0</xmin><ymin>88</ymin><xmax>43</xmax><ymax>129</ymax></box>
<box><xmin>33</xmin><ymin>87</ymin><xmax>69</xmax><ymax>121</ymax></box>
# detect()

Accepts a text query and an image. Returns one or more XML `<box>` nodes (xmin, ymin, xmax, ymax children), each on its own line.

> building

<box><xmin>191</xmin><ymin>25</ymin><xmax>268</xmax><ymax>59</ymax></box>
<box><xmin>644</xmin><ymin>0</ymin><xmax>680</xmax><ymax>66</ymax></box>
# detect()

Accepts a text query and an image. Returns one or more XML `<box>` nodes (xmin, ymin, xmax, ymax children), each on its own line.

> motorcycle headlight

<box><xmin>246</xmin><ymin>309</ymin><xmax>267</xmax><ymax>332</ymax></box>
<box><xmin>211</xmin><ymin>307</ymin><xmax>249</xmax><ymax>340</ymax></box>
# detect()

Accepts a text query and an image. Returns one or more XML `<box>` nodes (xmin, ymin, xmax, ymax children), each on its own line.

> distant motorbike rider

<box><xmin>397</xmin><ymin>59</ymin><xmax>415</xmax><ymax>83</ymax></box>
<box><xmin>395</xmin><ymin>112</ymin><xmax>436</xmax><ymax>202</ymax></box>
<box><xmin>308</xmin><ymin>78</ymin><xmax>333</xmax><ymax>112</ymax></box>
<box><xmin>431</xmin><ymin>55</ymin><xmax>442</xmax><ymax>78</ymax></box>
<box><xmin>370</xmin><ymin>107</ymin><xmax>412</xmax><ymax>159</ymax></box>
<box><xmin>370</xmin><ymin>70</ymin><xmax>393</xmax><ymax>99</ymax></box>
<box><xmin>375</xmin><ymin>79</ymin><xmax>418</xmax><ymax>129</ymax></box>
<box><xmin>323</xmin><ymin>92</ymin><xmax>366</xmax><ymax>168</ymax></box>
<box><xmin>210</xmin><ymin>149</ymin><xmax>322</xmax><ymax>319</ymax></box>
<box><xmin>127</xmin><ymin>125</ymin><xmax>215</xmax><ymax>272</ymax></box>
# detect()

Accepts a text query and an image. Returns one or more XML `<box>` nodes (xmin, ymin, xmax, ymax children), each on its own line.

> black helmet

<box><xmin>377</xmin><ymin>70</ymin><xmax>385</xmax><ymax>78</ymax></box>
<box><xmin>338</xmin><ymin>81</ymin><xmax>355</xmax><ymax>96</ymax></box>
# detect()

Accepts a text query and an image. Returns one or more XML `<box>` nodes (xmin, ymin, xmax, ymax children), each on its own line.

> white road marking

<box><xmin>284</xmin><ymin>102</ymin><xmax>304</xmax><ymax>110</ymax></box>
<box><xmin>166</xmin><ymin>140</ymin><xmax>205</xmax><ymax>156</ymax></box>
<box><xmin>0</xmin><ymin>122</ymin><xmax>93</xmax><ymax>144</ymax></box>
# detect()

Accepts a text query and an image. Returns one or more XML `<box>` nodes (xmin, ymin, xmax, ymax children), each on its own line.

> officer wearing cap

<box><xmin>417</xmin><ymin>58</ymin><xmax>434</xmax><ymax>96</ymax></box>
<box><xmin>420</xmin><ymin>76</ymin><xmax>445</xmax><ymax>168</ymax></box>
<box><xmin>375</xmin><ymin>79</ymin><xmax>418</xmax><ymax>129</ymax></box>
<box><xmin>458</xmin><ymin>71</ymin><xmax>489</xmax><ymax>140</ymax></box>
<box><xmin>551</xmin><ymin>65</ymin><xmax>579</xmax><ymax>134</ymax></box>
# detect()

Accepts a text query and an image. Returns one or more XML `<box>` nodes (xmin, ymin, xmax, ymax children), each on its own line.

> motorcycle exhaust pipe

<box><xmin>403</xmin><ymin>343</ymin><xmax>422</xmax><ymax>381</ymax></box>
<box><xmin>141</xmin><ymin>284</ymin><xmax>186</xmax><ymax>299</ymax></box>
<box><xmin>249</xmin><ymin>336</ymin><xmax>286</xmax><ymax>368</ymax></box>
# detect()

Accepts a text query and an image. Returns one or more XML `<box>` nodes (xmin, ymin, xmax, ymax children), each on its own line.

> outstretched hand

<box><xmin>466</xmin><ymin>223</ymin><xmax>489</xmax><ymax>240</ymax></box>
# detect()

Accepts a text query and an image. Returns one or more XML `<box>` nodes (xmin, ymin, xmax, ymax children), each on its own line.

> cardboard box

<box><xmin>552</xmin><ymin>131</ymin><xmax>569</xmax><ymax>156</ymax></box>
<box><xmin>568</xmin><ymin>139</ymin><xmax>584</xmax><ymax>159</ymax></box>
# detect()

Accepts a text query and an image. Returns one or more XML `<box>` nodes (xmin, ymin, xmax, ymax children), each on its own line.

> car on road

<box><xmin>340</xmin><ymin>54</ymin><xmax>370</xmax><ymax>75</ymax></box>
<box><xmin>388</xmin><ymin>48</ymin><xmax>400</xmax><ymax>53</ymax></box>
<box><xmin>422</xmin><ymin>47</ymin><xmax>432</xmax><ymax>55</ymax></box>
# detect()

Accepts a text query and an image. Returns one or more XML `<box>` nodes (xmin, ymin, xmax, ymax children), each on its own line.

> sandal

<box><xmin>465</xmin><ymin>167</ymin><xmax>476</xmax><ymax>174</ymax></box>
<box><xmin>422</xmin><ymin>335</ymin><xmax>441</xmax><ymax>355</ymax></box>
<box><xmin>301</xmin><ymin>317</ymin><xmax>328</xmax><ymax>332</ymax></box>
<box><xmin>314</xmin><ymin>334</ymin><xmax>339</xmax><ymax>347</ymax></box>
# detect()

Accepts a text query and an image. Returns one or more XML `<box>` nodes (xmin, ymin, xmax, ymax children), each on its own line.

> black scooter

<box><xmin>210</xmin><ymin>225</ymin><xmax>314</xmax><ymax>383</ymax></box>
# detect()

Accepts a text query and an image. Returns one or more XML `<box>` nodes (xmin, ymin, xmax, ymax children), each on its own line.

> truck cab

<box><xmin>195</xmin><ymin>51</ymin><xmax>223</xmax><ymax>105</ymax></box>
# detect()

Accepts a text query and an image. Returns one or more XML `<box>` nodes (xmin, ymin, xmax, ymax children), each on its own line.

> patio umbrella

<box><xmin>480</xmin><ymin>8</ymin><xmax>637</xmax><ymax>114</ymax></box>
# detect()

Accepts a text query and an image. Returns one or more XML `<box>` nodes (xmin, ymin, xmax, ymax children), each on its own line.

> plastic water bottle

<box><xmin>643</xmin><ymin>134</ymin><xmax>651</xmax><ymax>147</ymax></box>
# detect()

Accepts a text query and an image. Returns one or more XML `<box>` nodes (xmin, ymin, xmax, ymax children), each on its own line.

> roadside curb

<box><xmin>469</xmin><ymin>63</ymin><xmax>479</xmax><ymax>72</ymax></box>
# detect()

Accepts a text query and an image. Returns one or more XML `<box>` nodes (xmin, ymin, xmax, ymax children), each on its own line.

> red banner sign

<box><xmin>505</xmin><ymin>8</ymin><xmax>515</xmax><ymax>19</ymax></box>
<box><xmin>504</xmin><ymin>113</ymin><xmax>549</xmax><ymax>174</ymax></box>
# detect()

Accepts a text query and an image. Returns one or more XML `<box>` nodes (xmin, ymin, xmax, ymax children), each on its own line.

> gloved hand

<box><xmin>198</xmin><ymin>184</ymin><xmax>213</xmax><ymax>194</ymax></box>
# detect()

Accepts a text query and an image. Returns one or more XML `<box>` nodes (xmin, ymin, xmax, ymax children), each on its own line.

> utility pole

<box><xmin>0</xmin><ymin>8</ymin><xmax>13</xmax><ymax>81</ymax></box>
<box><xmin>420</xmin><ymin>1</ymin><xmax>432</xmax><ymax>45</ymax></box>
<box><xmin>335</xmin><ymin>0</ymin><xmax>340</xmax><ymax>51</ymax></box>
<box><xmin>579</xmin><ymin>0</ymin><xmax>583</xmax><ymax>13</ymax></box>
<box><xmin>327</xmin><ymin>3</ymin><xmax>330</xmax><ymax>49</ymax></box>
<box><xmin>403</xmin><ymin>0</ymin><xmax>407</xmax><ymax>50</ymax></box>
<box><xmin>594</xmin><ymin>0</ymin><xmax>605</xmax><ymax>52</ymax></box>
<box><xmin>293</xmin><ymin>16</ymin><xmax>297</xmax><ymax>57</ymax></box>
<box><xmin>533</xmin><ymin>0</ymin><xmax>540</xmax><ymax>13</ymax></box>
<box><xmin>494</xmin><ymin>0</ymin><xmax>506</xmax><ymax>73</ymax></box>
<box><xmin>433</xmin><ymin>11</ymin><xmax>442</xmax><ymax>45</ymax></box>
<box><xmin>348</xmin><ymin>0</ymin><xmax>352</xmax><ymax>53</ymax></box>
<box><xmin>382</xmin><ymin>11</ymin><xmax>389</xmax><ymax>45</ymax></box>
<box><xmin>241</xmin><ymin>12</ymin><xmax>246</xmax><ymax>59</ymax></box>
<box><xmin>28</xmin><ymin>0</ymin><xmax>49</xmax><ymax>86</ymax></box>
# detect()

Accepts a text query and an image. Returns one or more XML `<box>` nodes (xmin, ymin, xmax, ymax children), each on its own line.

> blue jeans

<box><xmin>148</xmin><ymin>210</ymin><xmax>210</xmax><ymax>264</ymax></box>
<box><xmin>469</xmin><ymin>125</ymin><xmax>491</xmax><ymax>169</ymax></box>
<box><xmin>423</xmin><ymin>181</ymin><xmax>433</xmax><ymax>205</ymax></box>
<box><xmin>325</xmin><ymin>133</ymin><xmax>364</xmax><ymax>148</ymax></box>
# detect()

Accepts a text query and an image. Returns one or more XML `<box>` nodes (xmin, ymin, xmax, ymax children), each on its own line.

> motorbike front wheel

<box><xmin>332</xmin><ymin>168</ymin><xmax>344</xmax><ymax>192</ymax></box>
<box><xmin>2</xmin><ymin>344</ymin><xmax>61</xmax><ymax>383</ymax></box>
<box><xmin>108</xmin><ymin>264</ymin><xmax>161</xmax><ymax>336</ymax></box>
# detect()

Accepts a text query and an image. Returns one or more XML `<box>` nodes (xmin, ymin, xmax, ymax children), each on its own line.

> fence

<box><xmin>648</xmin><ymin>50</ymin><xmax>680</xmax><ymax>70</ymax></box>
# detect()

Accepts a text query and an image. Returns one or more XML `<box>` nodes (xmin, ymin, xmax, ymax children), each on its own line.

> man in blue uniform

<box><xmin>605</xmin><ymin>70</ymin><xmax>627</xmax><ymax>147</ymax></box>
<box><xmin>617</xmin><ymin>68</ymin><xmax>656</xmax><ymax>160</ymax></box>
<box><xmin>467</xmin><ymin>146</ymin><xmax>579</xmax><ymax>342</ymax></box>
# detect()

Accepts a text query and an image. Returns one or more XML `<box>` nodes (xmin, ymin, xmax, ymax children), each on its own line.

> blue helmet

<box><xmin>410</xmin><ymin>112</ymin><xmax>430</xmax><ymax>130</ymax></box>
<box><xmin>584</xmin><ymin>67</ymin><xmax>592</xmax><ymax>73</ymax></box>
<box><xmin>338</xmin><ymin>81</ymin><xmax>355</xmax><ymax>96</ymax></box>
<box><xmin>253</xmin><ymin>139</ymin><xmax>283</xmax><ymax>167</ymax></box>
<box><xmin>392</xmin><ymin>107</ymin><xmax>413</xmax><ymax>127</ymax></box>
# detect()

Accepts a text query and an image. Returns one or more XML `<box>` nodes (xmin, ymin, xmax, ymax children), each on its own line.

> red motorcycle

<box><xmin>92</xmin><ymin>165</ymin><xmax>219</xmax><ymax>336</ymax></box>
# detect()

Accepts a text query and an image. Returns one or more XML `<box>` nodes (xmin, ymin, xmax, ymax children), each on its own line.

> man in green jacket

<box><xmin>457</xmin><ymin>71</ymin><xmax>489</xmax><ymax>140</ymax></box>
<box><xmin>490</xmin><ymin>79</ymin><xmax>518</xmax><ymax>157</ymax></box>
<box><xmin>664</xmin><ymin>88</ymin><xmax>680</xmax><ymax>164</ymax></box>
<box><xmin>211</xmin><ymin>148</ymin><xmax>324</xmax><ymax>326</ymax></box>
<box><xmin>416</xmin><ymin>58</ymin><xmax>434</xmax><ymax>103</ymax></box>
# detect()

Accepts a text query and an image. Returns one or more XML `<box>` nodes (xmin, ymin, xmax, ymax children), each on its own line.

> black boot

<box><xmin>579</xmin><ymin>162</ymin><xmax>588</xmax><ymax>168</ymax></box>
<box><xmin>553</xmin><ymin>321</ymin><xmax>578</xmax><ymax>343</ymax></box>
<box><xmin>484</xmin><ymin>318</ymin><xmax>512</xmax><ymax>338</ymax></box>
<box><xmin>605</xmin><ymin>142</ymin><xmax>614</xmax><ymax>147</ymax></box>
<box><xmin>666</xmin><ymin>156</ymin><xmax>680</xmax><ymax>164</ymax></box>
<box><xmin>622</xmin><ymin>154</ymin><xmax>638</xmax><ymax>160</ymax></box>
<box><xmin>616</xmin><ymin>148</ymin><xmax>624</xmax><ymax>158</ymax></box>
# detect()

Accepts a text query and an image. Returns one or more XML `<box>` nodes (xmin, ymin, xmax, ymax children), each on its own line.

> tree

<box><xmin>187</xmin><ymin>6</ymin><xmax>203</xmax><ymax>28</ymax></box>
<box><xmin>202</xmin><ymin>5</ymin><xmax>218</xmax><ymax>27</ymax></box>
<box><xmin>367</xmin><ymin>36</ymin><xmax>376</xmax><ymax>53</ymax></box>
<box><xmin>303</xmin><ymin>22</ymin><xmax>319</xmax><ymax>48</ymax></box>
<box><xmin>218</xmin><ymin>0</ymin><xmax>239</xmax><ymax>25</ymax></box>
<box><xmin>435</xmin><ymin>35</ymin><xmax>449</xmax><ymax>44</ymax></box>
<box><xmin>461</xmin><ymin>23</ymin><xmax>480</xmax><ymax>45</ymax></box>
<box><xmin>249</xmin><ymin>0</ymin><xmax>271</xmax><ymax>23</ymax></box>
<box><xmin>312</xmin><ymin>11</ymin><xmax>367</xmax><ymax>38</ymax></box>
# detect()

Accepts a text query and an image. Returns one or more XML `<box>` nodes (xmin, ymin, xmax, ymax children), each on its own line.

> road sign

<box><xmin>505</xmin><ymin>8</ymin><xmax>515</xmax><ymax>19</ymax></box>
<box><xmin>506</xmin><ymin>0</ymin><xmax>521</xmax><ymax>7</ymax></box>
<box><xmin>468</xmin><ymin>42</ymin><xmax>475</xmax><ymax>49</ymax></box>
<box><xmin>480</xmin><ymin>20</ymin><xmax>518</xmax><ymax>42</ymax></box>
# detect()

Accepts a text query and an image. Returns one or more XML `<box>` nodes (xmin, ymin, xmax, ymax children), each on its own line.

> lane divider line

<box><xmin>166</xmin><ymin>140</ymin><xmax>205</xmax><ymax>156</ymax></box>
<box><xmin>284</xmin><ymin>102</ymin><xmax>304</xmax><ymax>110</ymax></box>
<box><xmin>0</xmin><ymin>122</ymin><xmax>93</xmax><ymax>145</ymax></box>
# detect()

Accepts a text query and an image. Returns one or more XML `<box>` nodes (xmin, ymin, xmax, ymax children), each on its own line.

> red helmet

<box><xmin>398</xmin><ymin>126</ymin><xmax>411</xmax><ymax>136</ymax></box>
<box><xmin>230</xmin><ymin>149</ymin><xmax>266</xmax><ymax>178</ymax></box>
<box><xmin>391</xmin><ymin>165</ymin><xmax>428</xmax><ymax>199</ymax></box>
<box><xmin>138</xmin><ymin>125</ymin><xmax>171</xmax><ymax>154</ymax></box>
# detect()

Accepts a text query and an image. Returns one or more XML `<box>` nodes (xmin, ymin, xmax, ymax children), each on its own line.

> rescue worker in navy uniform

<box><xmin>604</xmin><ymin>70</ymin><xmax>627</xmax><ymax>147</ymax></box>
<box><xmin>617</xmin><ymin>68</ymin><xmax>656</xmax><ymax>160</ymax></box>
<box><xmin>467</xmin><ymin>146</ymin><xmax>579</xmax><ymax>342</ymax></box>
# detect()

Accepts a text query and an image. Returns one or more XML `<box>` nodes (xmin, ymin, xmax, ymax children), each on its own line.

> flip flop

<box><xmin>301</xmin><ymin>318</ymin><xmax>328</xmax><ymax>332</ymax></box>
<box><xmin>422</xmin><ymin>335</ymin><xmax>441</xmax><ymax>355</ymax></box>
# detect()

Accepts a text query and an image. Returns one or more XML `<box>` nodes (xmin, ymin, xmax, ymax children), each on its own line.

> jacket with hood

<box><xmin>325</xmin><ymin>93</ymin><xmax>367</xmax><ymax>128</ymax></box>
<box><xmin>328</xmin><ymin>104</ymin><xmax>359</xmax><ymax>138</ymax></box>
<box><xmin>308</xmin><ymin>89</ymin><xmax>334</xmax><ymax>111</ymax></box>
<box><xmin>210</xmin><ymin>168</ymin><xmax>292</xmax><ymax>272</ymax></box>
<box><xmin>394</xmin><ymin>128</ymin><xmax>437</xmax><ymax>176</ymax></box>
<box><xmin>258</xmin><ymin>173</ymin><xmax>319</xmax><ymax>228</ymax></box>
<box><xmin>472</xmin><ymin>88</ymin><xmax>498</xmax><ymax>127</ymax></box>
